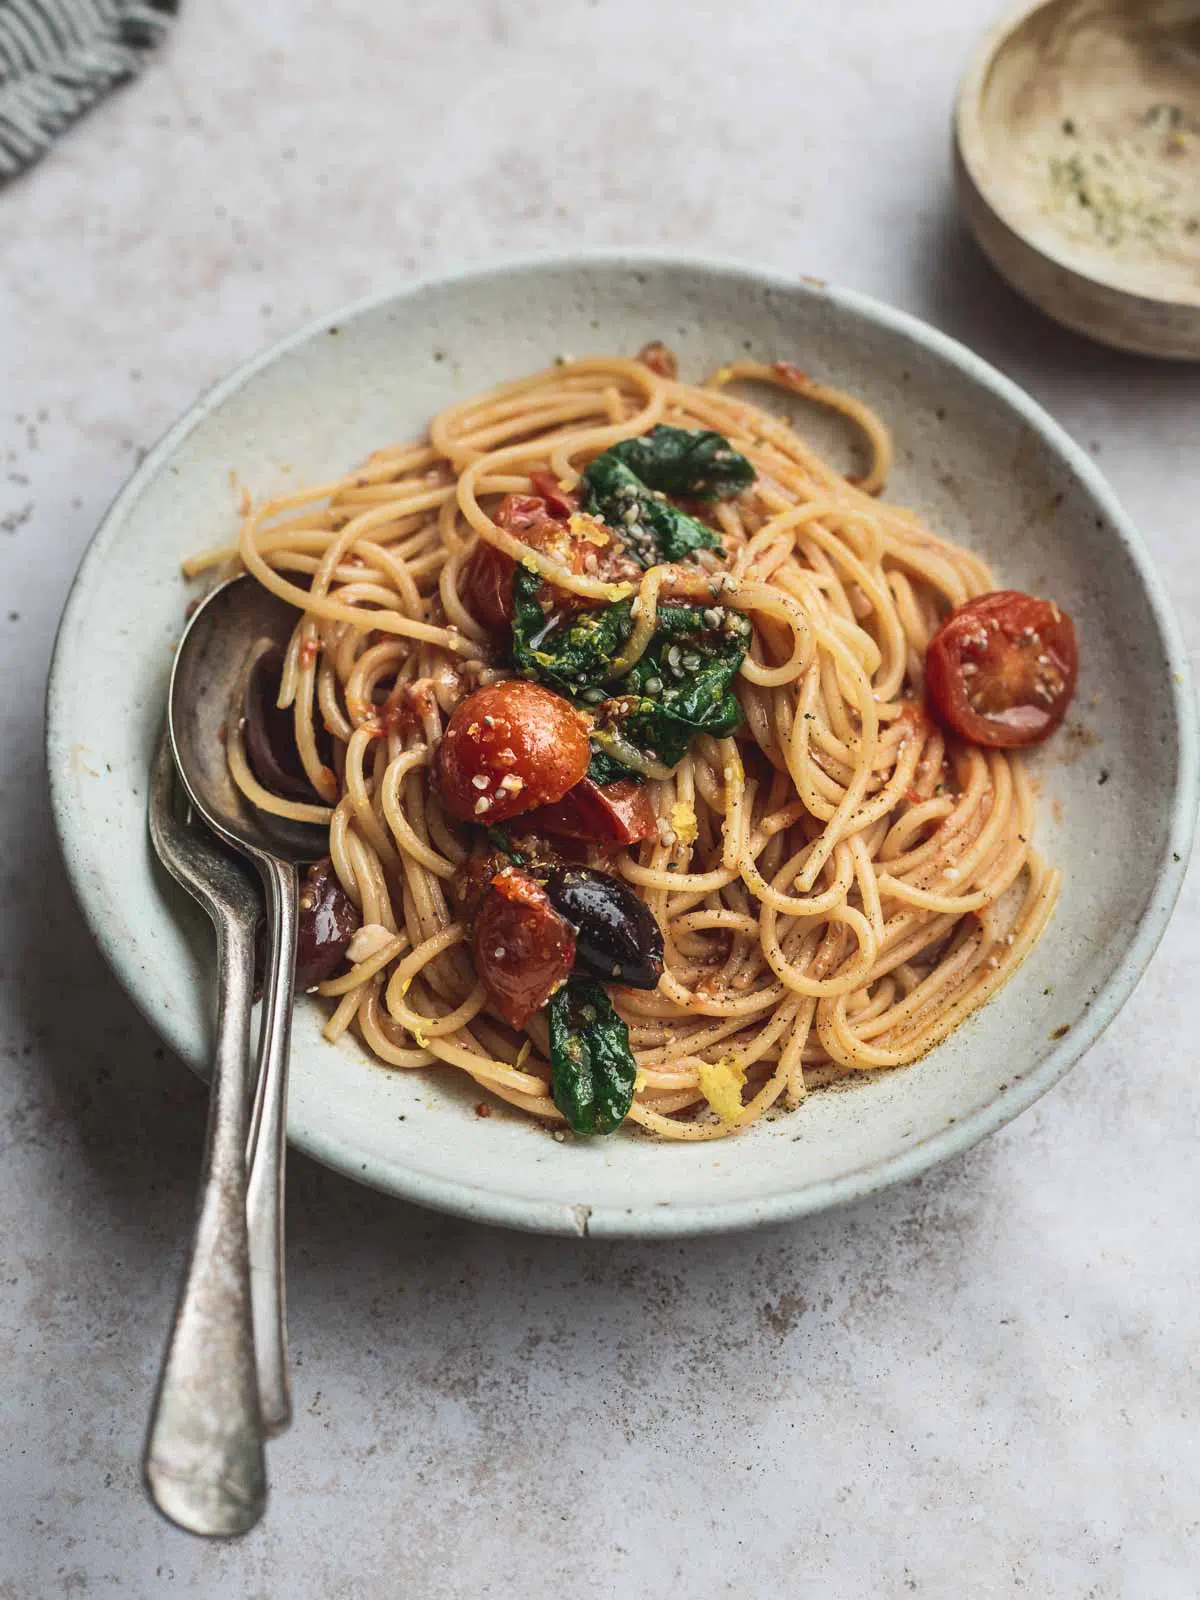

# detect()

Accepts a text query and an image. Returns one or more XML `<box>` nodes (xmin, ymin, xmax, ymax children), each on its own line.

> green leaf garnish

<box><xmin>548</xmin><ymin>979</ymin><xmax>637</xmax><ymax>1136</ymax></box>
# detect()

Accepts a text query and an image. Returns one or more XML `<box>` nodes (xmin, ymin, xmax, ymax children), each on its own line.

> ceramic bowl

<box><xmin>46</xmin><ymin>253</ymin><xmax>1197</xmax><ymax>1235</ymax></box>
<box><xmin>955</xmin><ymin>0</ymin><xmax>1200</xmax><ymax>359</ymax></box>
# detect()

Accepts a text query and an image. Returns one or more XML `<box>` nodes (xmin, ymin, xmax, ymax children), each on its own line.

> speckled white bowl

<box><xmin>46</xmin><ymin>254</ymin><xmax>1197</xmax><ymax>1236</ymax></box>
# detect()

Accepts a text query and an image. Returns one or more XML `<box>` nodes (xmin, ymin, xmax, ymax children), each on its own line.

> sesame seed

<box><xmin>474</xmin><ymin>796</ymin><xmax>492</xmax><ymax>814</ymax></box>
<box><xmin>482</xmin><ymin>715</ymin><xmax>496</xmax><ymax>728</ymax></box>
<box><xmin>494</xmin><ymin>947</ymin><xmax>506</xmax><ymax>959</ymax></box>
<box><xmin>471</xmin><ymin>774</ymin><xmax>489</xmax><ymax>790</ymax></box>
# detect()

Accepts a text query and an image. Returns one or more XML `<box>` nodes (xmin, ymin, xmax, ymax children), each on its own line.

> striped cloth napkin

<box><xmin>0</xmin><ymin>0</ymin><xmax>177</xmax><ymax>182</ymax></box>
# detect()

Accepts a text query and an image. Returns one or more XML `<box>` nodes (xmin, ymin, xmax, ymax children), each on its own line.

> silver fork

<box><xmin>143</xmin><ymin>732</ymin><xmax>267</xmax><ymax>1536</ymax></box>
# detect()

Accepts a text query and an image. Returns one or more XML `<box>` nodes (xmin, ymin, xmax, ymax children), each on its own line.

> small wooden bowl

<box><xmin>955</xmin><ymin>0</ymin><xmax>1200</xmax><ymax>358</ymax></box>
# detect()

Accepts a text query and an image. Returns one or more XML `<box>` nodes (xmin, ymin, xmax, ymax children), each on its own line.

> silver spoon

<box><xmin>168</xmin><ymin>574</ymin><xmax>327</xmax><ymax>1437</ymax></box>
<box><xmin>144</xmin><ymin>734</ymin><xmax>266</xmax><ymax>1536</ymax></box>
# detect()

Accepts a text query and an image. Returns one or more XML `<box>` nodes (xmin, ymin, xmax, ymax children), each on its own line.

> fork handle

<box><xmin>144</xmin><ymin>899</ymin><xmax>265</xmax><ymax>1535</ymax></box>
<box><xmin>246</xmin><ymin>854</ymin><xmax>299</xmax><ymax>1436</ymax></box>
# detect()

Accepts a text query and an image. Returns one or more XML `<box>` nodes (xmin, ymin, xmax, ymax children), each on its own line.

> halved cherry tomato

<box><xmin>520</xmin><ymin>777</ymin><xmax>657</xmax><ymax>848</ymax></box>
<box><xmin>471</xmin><ymin>867</ymin><xmax>575</xmax><ymax>1028</ymax></box>
<box><xmin>528</xmin><ymin>470</ymin><xmax>579</xmax><ymax>519</ymax></box>
<box><xmin>460</xmin><ymin>493</ymin><xmax>574</xmax><ymax>633</ymax></box>
<box><xmin>460</xmin><ymin>491</ymin><xmax>637</xmax><ymax>633</ymax></box>
<box><xmin>459</xmin><ymin>540</ymin><xmax>516</xmax><ymax>633</ymax></box>
<box><xmin>437</xmin><ymin>681</ymin><xmax>591</xmax><ymax>823</ymax></box>
<box><xmin>925</xmin><ymin>590</ymin><xmax>1078</xmax><ymax>748</ymax></box>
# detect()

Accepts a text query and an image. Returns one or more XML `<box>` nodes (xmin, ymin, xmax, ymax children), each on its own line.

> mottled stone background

<box><xmin>3</xmin><ymin>2</ymin><xmax>1197</xmax><ymax>1595</ymax></box>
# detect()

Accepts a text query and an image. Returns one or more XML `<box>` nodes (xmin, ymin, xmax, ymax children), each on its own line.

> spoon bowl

<box><xmin>168</xmin><ymin>575</ymin><xmax>328</xmax><ymax>865</ymax></box>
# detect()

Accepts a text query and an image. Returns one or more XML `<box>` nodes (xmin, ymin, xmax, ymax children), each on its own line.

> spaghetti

<box><xmin>185</xmin><ymin>350</ymin><xmax>1066</xmax><ymax>1140</ymax></box>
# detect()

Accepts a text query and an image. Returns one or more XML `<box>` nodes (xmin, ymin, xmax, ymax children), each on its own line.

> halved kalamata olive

<box><xmin>243</xmin><ymin>646</ymin><xmax>317</xmax><ymax>801</ymax></box>
<box><xmin>543</xmin><ymin>866</ymin><xmax>664</xmax><ymax>990</ymax></box>
<box><xmin>295</xmin><ymin>858</ymin><xmax>360</xmax><ymax>989</ymax></box>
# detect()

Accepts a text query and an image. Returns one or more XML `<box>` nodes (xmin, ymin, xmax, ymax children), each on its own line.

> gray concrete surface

<box><xmin>3</xmin><ymin>1</ymin><xmax>1197</xmax><ymax>1595</ymax></box>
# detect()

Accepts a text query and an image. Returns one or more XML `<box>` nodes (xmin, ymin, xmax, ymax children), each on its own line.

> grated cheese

<box><xmin>669</xmin><ymin>801</ymin><xmax>699</xmax><ymax>846</ymax></box>
<box><xmin>698</xmin><ymin>1054</ymin><xmax>746</xmax><ymax>1123</ymax></box>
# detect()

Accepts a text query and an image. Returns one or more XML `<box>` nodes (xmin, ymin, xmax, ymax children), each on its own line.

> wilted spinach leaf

<box><xmin>583</xmin><ymin>453</ymin><xmax>722</xmax><ymax>568</ymax></box>
<box><xmin>548</xmin><ymin>979</ymin><xmax>638</xmax><ymax>1136</ymax></box>
<box><xmin>608</xmin><ymin>425</ymin><xmax>755</xmax><ymax>501</ymax></box>
<box><xmin>594</xmin><ymin>604</ymin><xmax>751</xmax><ymax>774</ymax></box>
<box><xmin>585</xmin><ymin>746</ymin><xmax>641</xmax><ymax>786</ymax></box>
<box><xmin>510</xmin><ymin>563</ymin><xmax>634</xmax><ymax>696</ymax></box>
<box><xmin>508</xmin><ymin>569</ymin><xmax>750</xmax><ymax>785</ymax></box>
<box><xmin>582</xmin><ymin>425</ymin><xmax>755</xmax><ymax>569</ymax></box>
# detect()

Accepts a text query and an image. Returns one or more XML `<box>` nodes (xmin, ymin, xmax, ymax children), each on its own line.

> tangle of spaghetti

<box><xmin>185</xmin><ymin>352</ymin><xmax>1060</xmax><ymax>1140</ymax></box>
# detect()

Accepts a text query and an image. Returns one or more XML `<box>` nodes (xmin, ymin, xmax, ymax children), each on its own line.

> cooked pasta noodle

<box><xmin>186</xmin><ymin>353</ymin><xmax>1060</xmax><ymax>1139</ymax></box>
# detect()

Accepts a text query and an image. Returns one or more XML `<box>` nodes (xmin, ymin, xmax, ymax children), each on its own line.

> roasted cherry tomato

<box><xmin>295</xmin><ymin>859</ymin><xmax>360</xmax><ymax>989</ymax></box>
<box><xmin>460</xmin><ymin>493</ymin><xmax>571</xmax><ymax>633</ymax></box>
<box><xmin>459</xmin><ymin>540</ymin><xmax>516</xmax><ymax>633</ymax></box>
<box><xmin>520</xmin><ymin>777</ymin><xmax>657</xmax><ymax>848</ymax></box>
<box><xmin>461</xmin><ymin>491</ymin><xmax>637</xmax><ymax>632</ymax></box>
<box><xmin>472</xmin><ymin>867</ymin><xmax>575</xmax><ymax>1028</ymax></box>
<box><xmin>437</xmin><ymin>681</ymin><xmax>591</xmax><ymax>823</ymax></box>
<box><xmin>925</xmin><ymin>590</ymin><xmax>1077</xmax><ymax>748</ymax></box>
<box><xmin>528</xmin><ymin>470</ymin><xmax>579</xmax><ymax>520</ymax></box>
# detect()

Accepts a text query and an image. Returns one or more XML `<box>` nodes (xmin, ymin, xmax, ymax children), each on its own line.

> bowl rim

<box><xmin>46</xmin><ymin>248</ymin><xmax>1199</xmax><ymax>1236</ymax></box>
<box><xmin>954</xmin><ymin>0</ymin><xmax>1200</xmax><ymax>316</ymax></box>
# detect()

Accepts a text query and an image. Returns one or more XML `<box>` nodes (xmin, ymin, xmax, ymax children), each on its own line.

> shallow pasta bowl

<box><xmin>46</xmin><ymin>253</ymin><xmax>1197</xmax><ymax>1237</ymax></box>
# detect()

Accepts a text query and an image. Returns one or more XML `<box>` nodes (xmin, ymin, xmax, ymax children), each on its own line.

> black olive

<box><xmin>243</xmin><ymin>646</ymin><xmax>320</xmax><ymax>802</ymax></box>
<box><xmin>295</xmin><ymin>858</ymin><xmax>360</xmax><ymax>989</ymax></box>
<box><xmin>543</xmin><ymin>866</ymin><xmax>664</xmax><ymax>990</ymax></box>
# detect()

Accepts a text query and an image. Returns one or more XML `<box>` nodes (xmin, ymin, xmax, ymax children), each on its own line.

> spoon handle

<box><xmin>246</xmin><ymin>855</ymin><xmax>299</xmax><ymax>1436</ymax></box>
<box><xmin>144</xmin><ymin>890</ymin><xmax>266</xmax><ymax>1536</ymax></box>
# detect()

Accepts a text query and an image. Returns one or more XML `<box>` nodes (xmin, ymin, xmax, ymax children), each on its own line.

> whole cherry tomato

<box><xmin>437</xmin><ymin>680</ymin><xmax>591</xmax><ymax>823</ymax></box>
